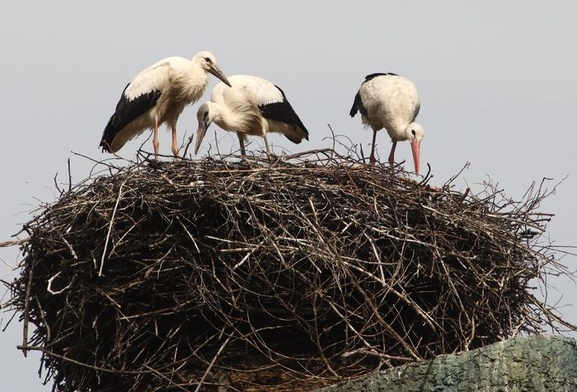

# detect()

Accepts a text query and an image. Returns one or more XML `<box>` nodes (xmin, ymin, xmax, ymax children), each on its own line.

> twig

<box><xmin>21</xmin><ymin>264</ymin><xmax>33</xmax><ymax>357</ymax></box>
<box><xmin>99</xmin><ymin>179</ymin><xmax>126</xmax><ymax>276</ymax></box>
<box><xmin>194</xmin><ymin>335</ymin><xmax>231</xmax><ymax>392</ymax></box>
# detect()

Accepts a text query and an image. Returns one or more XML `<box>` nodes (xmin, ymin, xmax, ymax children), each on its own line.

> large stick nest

<box><xmin>2</xmin><ymin>150</ymin><xmax>574</xmax><ymax>391</ymax></box>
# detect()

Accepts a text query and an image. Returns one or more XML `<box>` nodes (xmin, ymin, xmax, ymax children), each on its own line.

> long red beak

<box><xmin>411</xmin><ymin>139</ymin><xmax>421</xmax><ymax>176</ymax></box>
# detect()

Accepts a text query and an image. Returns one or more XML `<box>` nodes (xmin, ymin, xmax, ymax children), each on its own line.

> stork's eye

<box><xmin>411</xmin><ymin>129</ymin><xmax>416</xmax><ymax>136</ymax></box>
<box><xmin>204</xmin><ymin>57</ymin><xmax>212</xmax><ymax>63</ymax></box>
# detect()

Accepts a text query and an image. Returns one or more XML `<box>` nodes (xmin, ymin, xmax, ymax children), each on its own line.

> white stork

<box><xmin>194</xmin><ymin>74</ymin><xmax>309</xmax><ymax>157</ymax></box>
<box><xmin>350</xmin><ymin>73</ymin><xmax>425</xmax><ymax>175</ymax></box>
<box><xmin>99</xmin><ymin>51</ymin><xmax>231</xmax><ymax>158</ymax></box>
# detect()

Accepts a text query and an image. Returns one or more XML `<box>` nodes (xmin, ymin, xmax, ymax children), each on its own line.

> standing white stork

<box><xmin>194</xmin><ymin>74</ymin><xmax>309</xmax><ymax>157</ymax></box>
<box><xmin>99</xmin><ymin>51</ymin><xmax>231</xmax><ymax>158</ymax></box>
<box><xmin>350</xmin><ymin>73</ymin><xmax>425</xmax><ymax>175</ymax></box>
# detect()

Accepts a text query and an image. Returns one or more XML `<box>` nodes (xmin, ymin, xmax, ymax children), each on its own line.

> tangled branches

<box><xmin>3</xmin><ymin>150</ymin><xmax>573</xmax><ymax>391</ymax></box>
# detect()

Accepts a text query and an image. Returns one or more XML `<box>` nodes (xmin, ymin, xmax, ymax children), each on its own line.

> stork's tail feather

<box><xmin>284</xmin><ymin>132</ymin><xmax>307</xmax><ymax>144</ymax></box>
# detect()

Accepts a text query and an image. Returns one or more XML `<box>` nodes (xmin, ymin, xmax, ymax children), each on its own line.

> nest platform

<box><xmin>2</xmin><ymin>150</ymin><xmax>572</xmax><ymax>391</ymax></box>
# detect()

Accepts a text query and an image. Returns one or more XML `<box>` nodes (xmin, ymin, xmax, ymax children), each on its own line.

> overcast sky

<box><xmin>1</xmin><ymin>1</ymin><xmax>576</xmax><ymax>390</ymax></box>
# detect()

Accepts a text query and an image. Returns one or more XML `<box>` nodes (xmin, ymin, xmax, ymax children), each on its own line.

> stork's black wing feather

<box><xmin>350</xmin><ymin>90</ymin><xmax>364</xmax><ymax>117</ymax></box>
<box><xmin>99</xmin><ymin>84</ymin><xmax>162</xmax><ymax>152</ymax></box>
<box><xmin>350</xmin><ymin>73</ymin><xmax>399</xmax><ymax>119</ymax></box>
<box><xmin>258</xmin><ymin>85</ymin><xmax>309</xmax><ymax>141</ymax></box>
<box><xmin>363</xmin><ymin>72</ymin><xmax>398</xmax><ymax>81</ymax></box>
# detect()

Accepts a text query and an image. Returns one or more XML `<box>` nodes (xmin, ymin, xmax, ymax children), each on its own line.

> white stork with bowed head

<box><xmin>99</xmin><ymin>51</ymin><xmax>231</xmax><ymax>158</ymax></box>
<box><xmin>194</xmin><ymin>74</ymin><xmax>309</xmax><ymax>157</ymax></box>
<box><xmin>350</xmin><ymin>73</ymin><xmax>425</xmax><ymax>175</ymax></box>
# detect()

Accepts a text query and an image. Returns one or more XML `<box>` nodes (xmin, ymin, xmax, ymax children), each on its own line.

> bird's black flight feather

<box><xmin>99</xmin><ymin>84</ymin><xmax>162</xmax><ymax>151</ymax></box>
<box><xmin>258</xmin><ymin>85</ymin><xmax>309</xmax><ymax>142</ymax></box>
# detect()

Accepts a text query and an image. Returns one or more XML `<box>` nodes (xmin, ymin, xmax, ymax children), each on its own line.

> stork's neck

<box><xmin>388</xmin><ymin>121</ymin><xmax>417</xmax><ymax>142</ymax></box>
<box><xmin>209</xmin><ymin>103</ymin><xmax>248</xmax><ymax>132</ymax></box>
<box><xmin>209</xmin><ymin>101</ymin><xmax>266</xmax><ymax>137</ymax></box>
<box><xmin>170</xmin><ymin>60</ymin><xmax>209</xmax><ymax>102</ymax></box>
<box><xmin>191</xmin><ymin>62</ymin><xmax>210</xmax><ymax>95</ymax></box>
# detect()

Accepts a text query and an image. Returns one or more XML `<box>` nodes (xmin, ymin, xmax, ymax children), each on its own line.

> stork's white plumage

<box><xmin>100</xmin><ymin>51</ymin><xmax>231</xmax><ymax>158</ymax></box>
<box><xmin>195</xmin><ymin>74</ymin><xmax>309</xmax><ymax>157</ymax></box>
<box><xmin>350</xmin><ymin>73</ymin><xmax>425</xmax><ymax>175</ymax></box>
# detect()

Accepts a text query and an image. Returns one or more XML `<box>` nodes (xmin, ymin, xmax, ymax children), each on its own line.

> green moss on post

<box><xmin>319</xmin><ymin>335</ymin><xmax>577</xmax><ymax>391</ymax></box>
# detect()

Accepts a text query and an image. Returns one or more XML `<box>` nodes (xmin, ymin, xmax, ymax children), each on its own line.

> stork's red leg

<box><xmin>237</xmin><ymin>133</ymin><xmax>247</xmax><ymax>157</ymax></box>
<box><xmin>388</xmin><ymin>140</ymin><xmax>397</xmax><ymax>167</ymax></box>
<box><xmin>171</xmin><ymin>125</ymin><xmax>179</xmax><ymax>158</ymax></box>
<box><xmin>369</xmin><ymin>129</ymin><xmax>378</xmax><ymax>165</ymax></box>
<box><xmin>153</xmin><ymin>116</ymin><xmax>160</xmax><ymax>159</ymax></box>
<box><xmin>263</xmin><ymin>134</ymin><xmax>271</xmax><ymax>158</ymax></box>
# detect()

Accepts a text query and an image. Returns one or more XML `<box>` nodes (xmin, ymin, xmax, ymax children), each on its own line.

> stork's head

<box><xmin>406</xmin><ymin>123</ymin><xmax>425</xmax><ymax>176</ymax></box>
<box><xmin>195</xmin><ymin>102</ymin><xmax>218</xmax><ymax>155</ymax></box>
<box><xmin>194</xmin><ymin>51</ymin><xmax>232</xmax><ymax>87</ymax></box>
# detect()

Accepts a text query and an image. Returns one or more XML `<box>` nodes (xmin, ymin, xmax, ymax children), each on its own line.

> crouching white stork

<box><xmin>100</xmin><ymin>51</ymin><xmax>231</xmax><ymax>158</ymax></box>
<box><xmin>194</xmin><ymin>74</ymin><xmax>309</xmax><ymax>157</ymax></box>
<box><xmin>350</xmin><ymin>73</ymin><xmax>425</xmax><ymax>175</ymax></box>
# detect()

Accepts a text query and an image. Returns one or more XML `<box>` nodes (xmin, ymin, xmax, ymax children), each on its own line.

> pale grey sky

<box><xmin>1</xmin><ymin>1</ymin><xmax>576</xmax><ymax>390</ymax></box>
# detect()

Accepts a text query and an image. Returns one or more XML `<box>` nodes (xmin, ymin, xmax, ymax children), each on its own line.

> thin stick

<box><xmin>194</xmin><ymin>335</ymin><xmax>231</xmax><ymax>392</ymax></box>
<box><xmin>21</xmin><ymin>265</ymin><xmax>33</xmax><ymax>357</ymax></box>
<box><xmin>99</xmin><ymin>180</ymin><xmax>126</xmax><ymax>276</ymax></box>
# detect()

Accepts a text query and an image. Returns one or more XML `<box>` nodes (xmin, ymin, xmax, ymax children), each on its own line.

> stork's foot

<box><xmin>147</xmin><ymin>159</ymin><xmax>165</xmax><ymax>170</ymax></box>
<box><xmin>266</xmin><ymin>151</ymin><xmax>281</xmax><ymax>162</ymax></box>
<box><xmin>368</xmin><ymin>153</ymin><xmax>378</xmax><ymax>166</ymax></box>
<box><xmin>171</xmin><ymin>146</ymin><xmax>181</xmax><ymax>160</ymax></box>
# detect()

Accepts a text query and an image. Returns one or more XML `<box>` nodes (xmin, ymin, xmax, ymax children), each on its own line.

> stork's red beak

<box><xmin>411</xmin><ymin>139</ymin><xmax>421</xmax><ymax>176</ymax></box>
